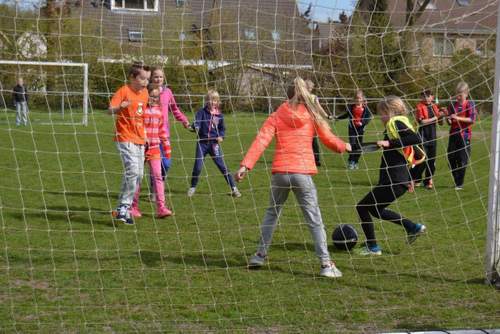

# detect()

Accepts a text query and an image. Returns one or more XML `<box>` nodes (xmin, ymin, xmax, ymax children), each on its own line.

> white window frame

<box><xmin>456</xmin><ymin>0</ymin><xmax>471</xmax><ymax>6</ymax></box>
<box><xmin>176</xmin><ymin>0</ymin><xmax>186</xmax><ymax>7</ymax></box>
<box><xmin>418</xmin><ymin>0</ymin><xmax>437</xmax><ymax>10</ymax></box>
<box><xmin>243</xmin><ymin>28</ymin><xmax>256</xmax><ymax>40</ymax></box>
<box><xmin>179</xmin><ymin>31</ymin><xmax>186</xmax><ymax>41</ymax></box>
<box><xmin>433</xmin><ymin>36</ymin><xmax>455</xmax><ymax>57</ymax></box>
<box><xmin>128</xmin><ymin>30</ymin><xmax>144</xmax><ymax>42</ymax></box>
<box><xmin>272</xmin><ymin>30</ymin><xmax>281</xmax><ymax>43</ymax></box>
<box><xmin>111</xmin><ymin>0</ymin><xmax>159</xmax><ymax>12</ymax></box>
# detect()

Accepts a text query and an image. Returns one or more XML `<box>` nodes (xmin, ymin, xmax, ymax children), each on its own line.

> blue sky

<box><xmin>297</xmin><ymin>0</ymin><xmax>357</xmax><ymax>22</ymax></box>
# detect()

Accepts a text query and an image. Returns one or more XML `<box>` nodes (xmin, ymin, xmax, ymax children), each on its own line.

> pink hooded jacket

<box><xmin>159</xmin><ymin>86</ymin><xmax>189</xmax><ymax>138</ymax></box>
<box><xmin>241</xmin><ymin>102</ymin><xmax>347</xmax><ymax>175</ymax></box>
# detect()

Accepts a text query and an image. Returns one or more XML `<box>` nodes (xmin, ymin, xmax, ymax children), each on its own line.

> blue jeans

<box><xmin>15</xmin><ymin>101</ymin><xmax>28</xmax><ymax>126</ymax></box>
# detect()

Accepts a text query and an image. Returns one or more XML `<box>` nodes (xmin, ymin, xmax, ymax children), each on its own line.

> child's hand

<box><xmin>182</xmin><ymin>121</ymin><xmax>190</xmax><ymax>129</ymax></box>
<box><xmin>216</xmin><ymin>137</ymin><xmax>223</xmax><ymax>143</ymax></box>
<box><xmin>120</xmin><ymin>101</ymin><xmax>130</xmax><ymax>109</ymax></box>
<box><xmin>235</xmin><ymin>166</ymin><xmax>248</xmax><ymax>182</ymax></box>
<box><xmin>345</xmin><ymin>143</ymin><xmax>352</xmax><ymax>152</ymax></box>
<box><xmin>449</xmin><ymin>113</ymin><xmax>458</xmax><ymax>120</ymax></box>
<box><xmin>377</xmin><ymin>140</ymin><xmax>390</xmax><ymax>148</ymax></box>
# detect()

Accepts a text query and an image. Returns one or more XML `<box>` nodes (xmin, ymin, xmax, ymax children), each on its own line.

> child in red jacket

<box><xmin>411</xmin><ymin>89</ymin><xmax>442</xmax><ymax>189</ymax></box>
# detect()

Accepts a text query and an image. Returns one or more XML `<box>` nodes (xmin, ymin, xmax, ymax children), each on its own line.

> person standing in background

<box><xmin>13</xmin><ymin>77</ymin><xmax>29</xmax><ymax>126</ymax></box>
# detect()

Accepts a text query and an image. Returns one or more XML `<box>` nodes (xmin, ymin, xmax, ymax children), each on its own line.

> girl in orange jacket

<box><xmin>235</xmin><ymin>77</ymin><xmax>351</xmax><ymax>278</ymax></box>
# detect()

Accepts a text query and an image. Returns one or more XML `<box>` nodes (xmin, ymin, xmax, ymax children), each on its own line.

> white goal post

<box><xmin>485</xmin><ymin>1</ymin><xmax>500</xmax><ymax>288</ymax></box>
<box><xmin>0</xmin><ymin>60</ymin><xmax>89</xmax><ymax>126</ymax></box>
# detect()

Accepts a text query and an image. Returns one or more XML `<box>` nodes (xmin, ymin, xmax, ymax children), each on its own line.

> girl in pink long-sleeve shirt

<box><xmin>150</xmin><ymin>68</ymin><xmax>190</xmax><ymax>176</ymax></box>
<box><xmin>131</xmin><ymin>86</ymin><xmax>173</xmax><ymax>218</ymax></box>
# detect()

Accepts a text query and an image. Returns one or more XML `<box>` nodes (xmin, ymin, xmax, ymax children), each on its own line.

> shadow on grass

<box><xmin>138</xmin><ymin>250</ymin><xmax>244</xmax><ymax>269</ymax></box>
<box><xmin>5</xmin><ymin>206</ymin><xmax>115</xmax><ymax>227</ymax></box>
<box><xmin>43</xmin><ymin>190</ymin><xmax>117</xmax><ymax>200</ymax></box>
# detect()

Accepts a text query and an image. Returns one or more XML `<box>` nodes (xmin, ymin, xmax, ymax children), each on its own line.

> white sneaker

<box><xmin>320</xmin><ymin>261</ymin><xmax>342</xmax><ymax>278</ymax></box>
<box><xmin>187</xmin><ymin>187</ymin><xmax>196</xmax><ymax>197</ymax></box>
<box><xmin>231</xmin><ymin>187</ymin><xmax>242</xmax><ymax>198</ymax></box>
<box><xmin>248</xmin><ymin>253</ymin><xmax>266</xmax><ymax>268</ymax></box>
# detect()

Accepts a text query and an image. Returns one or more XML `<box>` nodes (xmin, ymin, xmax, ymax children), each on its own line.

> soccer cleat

<box><xmin>358</xmin><ymin>244</ymin><xmax>382</xmax><ymax>256</ymax></box>
<box><xmin>130</xmin><ymin>207</ymin><xmax>142</xmax><ymax>218</ymax></box>
<box><xmin>112</xmin><ymin>204</ymin><xmax>128</xmax><ymax>223</ymax></box>
<box><xmin>455</xmin><ymin>185</ymin><xmax>463</xmax><ymax>191</ymax></box>
<box><xmin>354</xmin><ymin>163</ymin><xmax>359</xmax><ymax>170</ymax></box>
<box><xmin>347</xmin><ymin>161</ymin><xmax>356</xmax><ymax>170</ymax></box>
<box><xmin>319</xmin><ymin>261</ymin><xmax>343</xmax><ymax>278</ymax></box>
<box><xmin>156</xmin><ymin>207</ymin><xmax>173</xmax><ymax>218</ymax></box>
<box><xmin>248</xmin><ymin>253</ymin><xmax>266</xmax><ymax>268</ymax></box>
<box><xmin>123</xmin><ymin>216</ymin><xmax>135</xmax><ymax>225</ymax></box>
<box><xmin>231</xmin><ymin>187</ymin><xmax>242</xmax><ymax>198</ymax></box>
<box><xmin>187</xmin><ymin>187</ymin><xmax>196</xmax><ymax>197</ymax></box>
<box><xmin>425</xmin><ymin>180</ymin><xmax>434</xmax><ymax>190</ymax></box>
<box><xmin>407</xmin><ymin>224</ymin><xmax>426</xmax><ymax>244</ymax></box>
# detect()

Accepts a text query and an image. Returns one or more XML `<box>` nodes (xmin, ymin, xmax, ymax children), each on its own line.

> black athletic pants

<box><xmin>411</xmin><ymin>144</ymin><xmax>436</xmax><ymax>185</ymax></box>
<box><xmin>356</xmin><ymin>184</ymin><xmax>417</xmax><ymax>247</ymax></box>
<box><xmin>348</xmin><ymin>125</ymin><xmax>365</xmax><ymax>163</ymax></box>
<box><xmin>447</xmin><ymin>133</ymin><xmax>471</xmax><ymax>187</ymax></box>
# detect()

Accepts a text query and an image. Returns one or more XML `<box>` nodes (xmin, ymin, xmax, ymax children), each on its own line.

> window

<box><xmin>243</xmin><ymin>28</ymin><xmax>256</xmax><ymax>40</ymax></box>
<box><xmin>128</xmin><ymin>30</ymin><xmax>144</xmax><ymax>42</ymax></box>
<box><xmin>456</xmin><ymin>0</ymin><xmax>471</xmax><ymax>6</ymax></box>
<box><xmin>433</xmin><ymin>37</ymin><xmax>455</xmax><ymax>56</ymax></box>
<box><xmin>176</xmin><ymin>0</ymin><xmax>185</xmax><ymax>6</ymax></box>
<box><xmin>272</xmin><ymin>30</ymin><xmax>281</xmax><ymax>42</ymax></box>
<box><xmin>476</xmin><ymin>39</ymin><xmax>495</xmax><ymax>57</ymax></box>
<box><xmin>112</xmin><ymin>0</ymin><xmax>158</xmax><ymax>11</ymax></box>
<box><xmin>179</xmin><ymin>32</ymin><xmax>186</xmax><ymax>41</ymax></box>
<box><xmin>418</xmin><ymin>0</ymin><xmax>436</xmax><ymax>10</ymax></box>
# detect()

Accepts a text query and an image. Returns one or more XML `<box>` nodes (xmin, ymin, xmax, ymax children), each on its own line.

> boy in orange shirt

<box><xmin>109</xmin><ymin>63</ymin><xmax>151</xmax><ymax>225</ymax></box>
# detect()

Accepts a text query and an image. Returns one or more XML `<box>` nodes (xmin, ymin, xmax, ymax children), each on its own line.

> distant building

<box><xmin>355</xmin><ymin>0</ymin><xmax>497</xmax><ymax>68</ymax></box>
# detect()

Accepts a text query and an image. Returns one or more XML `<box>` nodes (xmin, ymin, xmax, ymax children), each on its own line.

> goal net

<box><xmin>0</xmin><ymin>0</ymin><xmax>499</xmax><ymax>332</ymax></box>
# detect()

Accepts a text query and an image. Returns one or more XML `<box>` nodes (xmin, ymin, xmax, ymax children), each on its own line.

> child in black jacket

<box><xmin>356</xmin><ymin>96</ymin><xmax>427</xmax><ymax>255</ymax></box>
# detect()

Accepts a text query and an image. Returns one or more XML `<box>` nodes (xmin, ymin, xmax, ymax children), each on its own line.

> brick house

<box><xmin>355</xmin><ymin>0</ymin><xmax>497</xmax><ymax>68</ymax></box>
<box><xmin>71</xmin><ymin>0</ymin><xmax>315</xmax><ymax>95</ymax></box>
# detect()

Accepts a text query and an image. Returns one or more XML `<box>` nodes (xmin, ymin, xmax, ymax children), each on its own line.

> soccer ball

<box><xmin>332</xmin><ymin>224</ymin><xmax>358</xmax><ymax>251</ymax></box>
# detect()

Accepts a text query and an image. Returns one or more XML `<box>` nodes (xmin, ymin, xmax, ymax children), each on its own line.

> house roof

<box><xmin>72</xmin><ymin>0</ymin><xmax>315</xmax><ymax>66</ymax></box>
<box><xmin>189</xmin><ymin>0</ymin><xmax>315</xmax><ymax>65</ymax></box>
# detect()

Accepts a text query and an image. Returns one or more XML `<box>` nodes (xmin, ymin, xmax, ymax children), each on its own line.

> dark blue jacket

<box><xmin>192</xmin><ymin>106</ymin><xmax>225</xmax><ymax>141</ymax></box>
<box><xmin>337</xmin><ymin>104</ymin><xmax>372</xmax><ymax>129</ymax></box>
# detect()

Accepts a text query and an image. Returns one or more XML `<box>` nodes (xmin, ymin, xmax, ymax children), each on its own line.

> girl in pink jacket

<box><xmin>235</xmin><ymin>77</ymin><xmax>351</xmax><ymax>278</ymax></box>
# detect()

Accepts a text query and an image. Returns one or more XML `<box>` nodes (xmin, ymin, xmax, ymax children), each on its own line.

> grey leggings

<box><xmin>256</xmin><ymin>173</ymin><xmax>331</xmax><ymax>265</ymax></box>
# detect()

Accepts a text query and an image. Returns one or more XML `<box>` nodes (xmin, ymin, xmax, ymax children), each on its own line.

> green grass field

<box><xmin>0</xmin><ymin>107</ymin><xmax>499</xmax><ymax>333</ymax></box>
